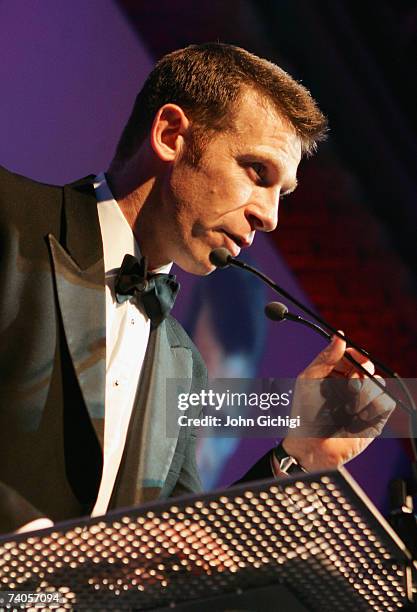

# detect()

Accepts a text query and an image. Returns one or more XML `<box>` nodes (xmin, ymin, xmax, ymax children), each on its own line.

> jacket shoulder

<box><xmin>0</xmin><ymin>165</ymin><xmax>63</xmax><ymax>220</ymax></box>
<box><xmin>0</xmin><ymin>164</ymin><xmax>62</xmax><ymax>195</ymax></box>
<box><xmin>0</xmin><ymin>166</ymin><xmax>67</xmax><ymax>261</ymax></box>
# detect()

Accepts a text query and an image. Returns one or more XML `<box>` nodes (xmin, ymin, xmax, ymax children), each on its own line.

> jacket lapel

<box><xmin>48</xmin><ymin>177</ymin><xmax>106</xmax><ymax>447</ymax></box>
<box><xmin>49</xmin><ymin>175</ymin><xmax>194</xmax><ymax>506</ymax></box>
<box><xmin>109</xmin><ymin>319</ymin><xmax>193</xmax><ymax>508</ymax></box>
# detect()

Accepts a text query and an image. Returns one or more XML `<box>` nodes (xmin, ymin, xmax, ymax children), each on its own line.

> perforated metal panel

<box><xmin>0</xmin><ymin>469</ymin><xmax>412</xmax><ymax>611</ymax></box>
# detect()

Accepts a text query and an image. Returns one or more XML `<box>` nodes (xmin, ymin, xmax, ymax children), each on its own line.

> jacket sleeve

<box><xmin>165</xmin><ymin>316</ymin><xmax>206</xmax><ymax>497</ymax></box>
<box><xmin>170</xmin><ymin>429</ymin><xmax>203</xmax><ymax>497</ymax></box>
<box><xmin>232</xmin><ymin>449</ymin><xmax>275</xmax><ymax>485</ymax></box>
<box><xmin>0</xmin><ymin>482</ymin><xmax>46</xmax><ymax>535</ymax></box>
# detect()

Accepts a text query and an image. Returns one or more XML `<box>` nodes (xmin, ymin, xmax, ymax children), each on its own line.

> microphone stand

<box><xmin>211</xmin><ymin>249</ymin><xmax>417</xmax><ymax>562</ymax></box>
<box><xmin>266</xmin><ymin>300</ymin><xmax>417</xmax><ymax>559</ymax></box>
<box><xmin>211</xmin><ymin>250</ymin><xmax>416</xmax><ymax>419</ymax></box>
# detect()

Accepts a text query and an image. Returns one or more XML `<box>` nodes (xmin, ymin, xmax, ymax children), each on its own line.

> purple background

<box><xmin>0</xmin><ymin>0</ymin><xmax>409</xmax><ymax>515</ymax></box>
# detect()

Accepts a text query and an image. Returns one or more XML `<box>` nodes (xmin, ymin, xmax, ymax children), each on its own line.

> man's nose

<box><xmin>245</xmin><ymin>189</ymin><xmax>280</xmax><ymax>232</ymax></box>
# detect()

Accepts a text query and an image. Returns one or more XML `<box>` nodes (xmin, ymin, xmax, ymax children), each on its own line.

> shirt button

<box><xmin>131</xmin><ymin>318</ymin><xmax>135</xmax><ymax>325</ymax></box>
<box><xmin>113</xmin><ymin>380</ymin><xmax>120</xmax><ymax>387</ymax></box>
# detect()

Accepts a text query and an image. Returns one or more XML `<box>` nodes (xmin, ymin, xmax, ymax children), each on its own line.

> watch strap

<box><xmin>273</xmin><ymin>441</ymin><xmax>307</xmax><ymax>476</ymax></box>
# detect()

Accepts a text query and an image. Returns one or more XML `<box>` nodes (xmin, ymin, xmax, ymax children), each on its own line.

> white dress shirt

<box><xmin>91</xmin><ymin>172</ymin><xmax>171</xmax><ymax>516</ymax></box>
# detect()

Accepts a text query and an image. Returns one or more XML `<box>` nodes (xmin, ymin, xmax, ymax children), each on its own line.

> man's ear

<box><xmin>150</xmin><ymin>104</ymin><xmax>190</xmax><ymax>162</ymax></box>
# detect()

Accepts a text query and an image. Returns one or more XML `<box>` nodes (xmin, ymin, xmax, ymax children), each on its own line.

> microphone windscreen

<box><xmin>209</xmin><ymin>248</ymin><xmax>233</xmax><ymax>268</ymax></box>
<box><xmin>264</xmin><ymin>301</ymin><xmax>288</xmax><ymax>321</ymax></box>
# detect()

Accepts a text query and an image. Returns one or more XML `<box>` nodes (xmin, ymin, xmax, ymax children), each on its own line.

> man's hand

<box><xmin>281</xmin><ymin>334</ymin><xmax>395</xmax><ymax>472</ymax></box>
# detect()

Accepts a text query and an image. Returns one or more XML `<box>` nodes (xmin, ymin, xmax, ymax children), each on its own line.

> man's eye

<box><xmin>251</xmin><ymin>163</ymin><xmax>266</xmax><ymax>181</ymax></box>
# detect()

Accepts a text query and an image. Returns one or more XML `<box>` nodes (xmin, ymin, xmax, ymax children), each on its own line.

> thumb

<box><xmin>303</xmin><ymin>332</ymin><xmax>346</xmax><ymax>378</ymax></box>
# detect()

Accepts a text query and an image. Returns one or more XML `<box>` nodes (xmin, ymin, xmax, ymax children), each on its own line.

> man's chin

<box><xmin>186</xmin><ymin>261</ymin><xmax>216</xmax><ymax>276</ymax></box>
<box><xmin>175</xmin><ymin>253</ymin><xmax>217</xmax><ymax>276</ymax></box>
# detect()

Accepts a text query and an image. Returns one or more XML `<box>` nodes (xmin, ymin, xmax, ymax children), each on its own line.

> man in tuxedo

<box><xmin>0</xmin><ymin>43</ymin><xmax>394</xmax><ymax>534</ymax></box>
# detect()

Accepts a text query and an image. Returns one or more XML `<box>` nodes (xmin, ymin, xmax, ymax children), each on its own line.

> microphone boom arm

<box><xmin>215</xmin><ymin>252</ymin><xmax>415</xmax><ymax>417</ymax></box>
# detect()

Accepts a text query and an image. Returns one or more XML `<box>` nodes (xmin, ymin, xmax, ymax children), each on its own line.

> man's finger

<box><xmin>356</xmin><ymin>376</ymin><xmax>396</xmax><ymax>420</ymax></box>
<box><xmin>334</xmin><ymin>347</ymin><xmax>375</xmax><ymax>378</ymax></box>
<box><xmin>302</xmin><ymin>333</ymin><xmax>347</xmax><ymax>378</ymax></box>
<box><xmin>343</xmin><ymin>374</ymin><xmax>385</xmax><ymax>415</ymax></box>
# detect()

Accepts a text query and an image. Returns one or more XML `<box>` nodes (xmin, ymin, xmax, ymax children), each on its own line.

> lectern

<box><xmin>0</xmin><ymin>468</ymin><xmax>414</xmax><ymax>611</ymax></box>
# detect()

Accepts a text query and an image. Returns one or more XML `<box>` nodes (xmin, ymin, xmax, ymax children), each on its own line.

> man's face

<box><xmin>156</xmin><ymin>89</ymin><xmax>302</xmax><ymax>275</ymax></box>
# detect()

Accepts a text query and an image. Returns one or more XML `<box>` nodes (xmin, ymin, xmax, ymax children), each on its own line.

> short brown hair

<box><xmin>113</xmin><ymin>43</ymin><xmax>327</xmax><ymax>164</ymax></box>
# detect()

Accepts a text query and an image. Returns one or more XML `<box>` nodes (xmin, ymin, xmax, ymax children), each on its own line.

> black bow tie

<box><xmin>115</xmin><ymin>254</ymin><xmax>179</xmax><ymax>327</ymax></box>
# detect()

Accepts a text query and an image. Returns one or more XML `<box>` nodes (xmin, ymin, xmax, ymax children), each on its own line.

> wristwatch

<box><xmin>273</xmin><ymin>441</ymin><xmax>307</xmax><ymax>476</ymax></box>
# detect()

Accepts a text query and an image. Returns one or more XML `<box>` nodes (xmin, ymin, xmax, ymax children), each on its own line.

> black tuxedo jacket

<box><xmin>0</xmin><ymin>165</ymin><xmax>272</xmax><ymax>535</ymax></box>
